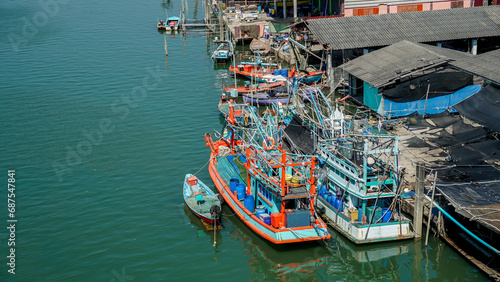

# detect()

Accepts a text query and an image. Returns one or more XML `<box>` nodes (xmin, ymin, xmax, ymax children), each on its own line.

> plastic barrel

<box><xmin>318</xmin><ymin>185</ymin><xmax>326</xmax><ymax>198</ymax></box>
<box><xmin>230</xmin><ymin>89</ymin><xmax>238</xmax><ymax>98</ymax></box>
<box><xmin>230</xmin><ymin>178</ymin><xmax>239</xmax><ymax>193</ymax></box>
<box><xmin>236</xmin><ymin>183</ymin><xmax>246</xmax><ymax>200</ymax></box>
<box><xmin>256</xmin><ymin>206</ymin><xmax>265</xmax><ymax>218</ymax></box>
<box><xmin>244</xmin><ymin>195</ymin><xmax>255</xmax><ymax>212</ymax></box>
<box><xmin>273</xmin><ymin>70</ymin><xmax>281</xmax><ymax>76</ymax></box>
<box><xmin>382</xmin><ymin>208</ymin><xmax>392</xmax><ymax>223</ymax></box>
<box><xmin>336</xmin><ymin>198</ymin><xmax>343</xmax><ymax>211</ymax></box>
<box><xmin>326</xmin><ymin>194</ymin><xmax>334</xmax><ymax>205</ymax></box>
<box><xmin>332</xmin><ymin>197</ymin><xmax>338</xmax><ymax>209</ymax></box>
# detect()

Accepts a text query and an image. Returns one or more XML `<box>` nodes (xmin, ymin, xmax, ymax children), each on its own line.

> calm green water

<box><xmin>0</xmin><ymin>0</ymin><xmax>488</xmax><ymax>280</ymax></box>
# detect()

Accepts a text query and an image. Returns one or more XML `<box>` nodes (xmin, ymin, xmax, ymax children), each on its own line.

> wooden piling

<box><xmin>414</xmin><ymin>162</ymin><xmax>425</xmax><ymax>238</ymax></box>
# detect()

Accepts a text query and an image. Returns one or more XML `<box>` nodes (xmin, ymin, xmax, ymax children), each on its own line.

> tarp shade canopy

<box><xmin>453</xmin><ymin>84</ymin><xmax>500</xmax><ymax>133</ymax></box>
<box><xmin>384</xmin><ymin>85</ymin><xmax>481</xmax><ymax>118</ymax></box>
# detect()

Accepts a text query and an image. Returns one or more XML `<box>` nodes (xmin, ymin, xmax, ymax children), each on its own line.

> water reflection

<box><xmin>218</xmin><ymin>210</ymin><xmax>485</xmax><ymax>280</ymax></box>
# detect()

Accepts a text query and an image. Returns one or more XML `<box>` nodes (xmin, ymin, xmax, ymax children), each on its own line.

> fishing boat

<box><xmin>242</xmin><ymin>85</ymin><xmax>323</xmax><ymax>105</ymax></box>
<box><xmin>243</xmin><ymin>92</ymin><xmax>290</xmax><ymax>105</ymax></box>
<box><xmin>204</xmin><ymin>106</ymin><xmax>330</xmax><ymax>244</ymax></box>
<box><xmin>223</xmin><ymin>81</ymin><xmax>285</xmax><ymax>95</ymax></box>
<box><xmin>212</xmin><ymin>39</ymin><xmax>234</xmax><ymax>63</ymax></box>
<box><xmin>183</xmin><ymin>174</ymin><xmax>222</xmax><ymax>225</ymax></box>
<box><xmin>230</xmin><ymin>64</ymin><xmax>324</xmax><ymax>85</ymax></box>
<box><xmin>157</xmin><ymin>16</ymin><xmax>180</xmax><ymax>31</ymax></box>
<box><xmin>293</xmin><ymin>66</ymin><xmax>325</xmax><ymax>85</ymax></box>
<box><xmin>314</xmin><ymin>108</ymin><xmax>414</xmax><ymax>244</ymax></box>
<box><xmin>229</xmin><ymin>64</ymin><xmax>288</xmax><ymax>83</ymax></box>
<box><xmin>157</xmin><ymin>20</ymin><xmax>166</xmax><ymax>30</ymax></box>
<box><xmin>218</xmin><ymin>95</ymin><xmax>252</xmax><ymax>125</ymax></box>
<box><xmin>250</xmin><ymin>38</ymin><xmax>270</xmax><ymax>55</ymax></box>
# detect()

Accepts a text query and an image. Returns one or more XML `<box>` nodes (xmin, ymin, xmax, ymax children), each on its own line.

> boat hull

<box><xmin>316</xmin><ymin>197</ymin><xmax>413</xmax><ymax>244</ymax></box>
<box><xmin>183</xmin><ymin>174</ymin><xmax>221</xmax><ymax>225</ymax></box>
<box><xmin>242</xmin><ymin>94</ymin><xmax>289</xmax><ymax>105</ymax></box>
<box><xmin>208</xmin><ymin>152</ymin><xmax>330</xmax><ymax>244</ymax></box>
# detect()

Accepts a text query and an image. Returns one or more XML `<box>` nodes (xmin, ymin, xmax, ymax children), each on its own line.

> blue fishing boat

<box><xmin>212</xmin><ymin>39</ymin><xmax>234</xmax><ymax>63</ymax></box>
<box><xmin>183</xmin><ymin>174</ymin><xmax>221</xmax><ymax>225</ymax></box>
<box><xmin>158</xmin><ymin>16</ymin><xmax>180</xmax><ymax>31</ymax></box>
<box><xmin>204</xmin><ymin>106</ymin><xmax>330</xmax><ymax>244</ymax></box>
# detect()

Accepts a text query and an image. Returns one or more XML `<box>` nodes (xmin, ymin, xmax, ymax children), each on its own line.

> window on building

<box><xmin>397</xmin><ymin>4</ymin><xmax>423</xmax><ymax>13</ymax></box>
<box><xmin>451</xmin><ymin>1</ymin><xmax>464</xmax><ymax>8</ymax></box>
<box><xmin>353</xmin><ymin>7</ymin><xmax>379</xmax><ymax>16</ymax></box>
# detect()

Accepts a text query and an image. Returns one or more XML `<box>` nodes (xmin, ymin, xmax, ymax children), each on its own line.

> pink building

<box><xmin>341</xmin><ymin>0</ymin><xmax>496</xmax><ymax>17</ymax></box>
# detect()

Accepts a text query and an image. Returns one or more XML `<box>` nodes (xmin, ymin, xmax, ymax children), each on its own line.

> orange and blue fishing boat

<box><xmin>204</xmin><ymin>105</ymin><xmax>330</xmax><ymax>244</ymax></box>
<box><xmin>229</xmin><ymin>65</ymin><xmax>324</xmax><ymax>85</ymax></box>
<box><xmin>183</xmin><ymin>174</ymin><xmax>222</xmax><ymax>224</ymax></box>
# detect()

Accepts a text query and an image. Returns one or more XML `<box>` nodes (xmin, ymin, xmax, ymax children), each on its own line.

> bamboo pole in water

<box><xmin>164</xmin><ymin>34</ymin><xmax>168</xmax><ymax>56</ymax></box>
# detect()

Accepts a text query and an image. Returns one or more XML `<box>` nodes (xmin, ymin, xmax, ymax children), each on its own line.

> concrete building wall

<box><xmin>343</xmin><ymin>0</ymin><xmax>474</xmax><ymax>16</ymax></box>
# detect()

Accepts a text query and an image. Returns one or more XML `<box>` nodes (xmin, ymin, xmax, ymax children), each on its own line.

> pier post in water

<box><xmin>414</xmin><ymin>162</ymin><xmax>425</xmax><ymax>238</ymax></box>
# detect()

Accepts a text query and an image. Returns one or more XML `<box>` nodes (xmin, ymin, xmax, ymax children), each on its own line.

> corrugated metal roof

<box><xmin>418</xmin><ymin>44</ymin><xmax>500</xmax><ymax>84</ymax></box>
<box><xmin>345</xmin><ymin>0</ymin><xmax>438</xmax><ymax>9</ymax></box>
<box><xmin>339</xmin><ymin>40</ymin><xmax>500</xmax><ymax>87</ymax></box>
<box><xmin>339</xmin><ymin>40</ymin><xmax>451</xmax><ymax>87</ymax></box>
<box><xmin>307</xmin><ymin>6</ymin><xmax>500</xmax><ymax>50</ymax></box>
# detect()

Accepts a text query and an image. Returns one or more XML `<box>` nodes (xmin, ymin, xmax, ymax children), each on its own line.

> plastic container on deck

<box><xmin>256</xmin><ymin>206</ymin><xmax>265</xmax><ymax>218</ymax></box>
<box><xmin>236</xmin><ymin>183</ymin><xmax>246</xmax><ymax>200</ymax></box>
<box><xmin>230</xmin><ymin>89</ymin><xmax>238</xmax><ymax>98</ymax></box>
<box><xmin>335</xmin><ymin>198</ymin><xmax>343</xmax><ymax>211</ymax></box>
<box><xmin>270</xmin><ymin>213</ymin><xmax>282</xmax><ymax>228</ymax></box>
<box><xmin>273</xmin><ymin>69</ymin><xmax>281</xmax><ymax>76</ymax></box>
<box><xmin>260</xmin><ymin>213</ymin><xmax>271</xmax><ymax>225</ymax></box>
<box><xmin>230</xmin><ymin>178</ymin><xmax>239</xmax><ymax>193</ymax></box>
<box><xmin>244</xmin><ymin>195</ymin><xmax>255</xmax><ymax>212</ymax></box>
<box><xmin>291</xmin><ymin>174</ymin><xmax>300</xmax><ymax>184</ymax></box>
<box><xmin>350</xmin><ymin>208</ymin><xmax>358</xmax><ymax>221</ymax></box>
<box><xmin>382</xmin><ymin>208</ymin><xmax>392</xmax><ymax>223</ymax></box>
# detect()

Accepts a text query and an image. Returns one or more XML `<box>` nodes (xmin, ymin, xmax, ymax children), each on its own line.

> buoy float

<box><xmin>263</xmin><ymin>137</ymin><xmax>275</xmax><ymax>150</ymax></box>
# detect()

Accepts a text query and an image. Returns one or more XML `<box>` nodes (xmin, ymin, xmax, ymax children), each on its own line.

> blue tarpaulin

<box><xmin>384</xmin><ymin>85</ymin><xmax>481</xmax><ymax>118</ymax></box>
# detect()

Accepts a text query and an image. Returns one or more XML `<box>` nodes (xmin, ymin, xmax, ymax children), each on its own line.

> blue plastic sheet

<box><xmin>384</xmin><ymin>85</ymin><xmax>481</xmax><ymax>118</ymax></box>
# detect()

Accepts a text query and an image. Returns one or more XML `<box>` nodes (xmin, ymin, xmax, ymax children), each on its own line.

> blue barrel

<box><xmin>336</xmin><ymin>198</ymin><xmax>343</xmax><ymax>211</ymax></box>
<box><xmin>256</xmin><ymin>206</ymin><xmax>265</xmax><ymax>218</ymax></box>
<box><xmin>326</xmin><ymin>194</ymin><xmax>334</xmax><ymax>205</ymax></box>
<box><xmin>236</xmin><ymin>183</ymin><xmax>246</xmax><ymax>200</ymax></box>
<box><xmin>280</xmin><ymin>68</ymin><xmax>288</xmax><ymax>78</ymax></box>
<box><xmin>244</xmin><ymin>195</ymin><xmax>255</xmax><ymax>212</ymax></box>
<box><xmin>230</xmin><ymin>178</ymin><xmax>239</xmax><ymax>193</ymax></box>
<box><xmin>382</xmin><ymin>208</ymin><xmax>392</xmax><ymax>223</ymax></box>
<box><xmin>319</xmin><ymin>185</ymin><xmax>327</xmax><ymax>198</ymax></box>
<box><xmin>332</xmin><ymin>197</ymin><xmax>338</xmax><ymax>209</ymax></box>
<box><xmin>273</xmin><ymin>69</ymin><xmax>281</xmax><ymax>76</ymax></box>
<box><xmin>258</xmin><ymin>5</ymin><xmax>262</xmax><ymax>12</ymax></box>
